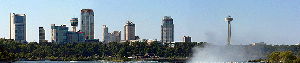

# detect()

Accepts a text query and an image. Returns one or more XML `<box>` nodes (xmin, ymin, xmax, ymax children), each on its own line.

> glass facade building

<box><xmin>81</xmin><ymin>9</ymin><xmax>94</xmax><ymax>39</ymax></box>
<box><xmin>51</xmin><ymin>24</ymin><xmax>85</xmax><ymax>45</ymax></box>
<box><xmin>51</xmin><ymin>24</ymin><xmax>68</xmax><ymax>44</ymax></box>
<box><xmin>10</xmin><ymin>13</ymin><xmax>27</xmax><ymax>43</ymax></box>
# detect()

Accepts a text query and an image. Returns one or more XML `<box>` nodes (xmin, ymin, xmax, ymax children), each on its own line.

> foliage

<box><xmin>267</xmin><ymin>51</ymin><xmax>297</xmax><ymax>63</ymax></box>
<box><xmin>0</xmin><ymin>39</ymin><xmax>204</xmax><ymax>61</ymax></box>
<box><xmin>3</xmin><ymin>38</ymin><xmax>300</xmax><ymax>62</ymax></box>
<box><xmin>267</xmin><ymin>51</ymin><xmax>281</xmax><ymax>62</ymax></box>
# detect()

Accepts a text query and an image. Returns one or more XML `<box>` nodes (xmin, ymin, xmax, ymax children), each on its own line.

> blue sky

<box><xmin>0</xmin><ymin>0</ymin><xmax>299</xmax><ymax>45</ymax></box>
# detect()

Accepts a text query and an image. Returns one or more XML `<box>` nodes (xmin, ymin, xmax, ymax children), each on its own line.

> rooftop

<box><xmin>162</xmin><ymin>16</ymin><xmax>173</xmax><ymax>21</ymax></box>
<box><xmin>81</xmin><ymin>9</ymin><xmax>93</xmax><ymax>12</ymax></box>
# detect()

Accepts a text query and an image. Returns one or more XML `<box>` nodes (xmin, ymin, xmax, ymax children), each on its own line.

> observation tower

<box><xmin>225</xmin><ymin>15</ymin><xmax>233</xmax><ymax>45</ymax></box>
<box><xmin>70</xmin><ymin>18</ymin><xmax>78</xmax><ymax>32</ymax></box>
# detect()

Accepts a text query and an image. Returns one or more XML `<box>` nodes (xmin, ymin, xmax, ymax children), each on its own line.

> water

<box><xmin>13</xmin><ymin>61</ymin><xmax>159</xmax><ymax>63</ymax></box>
<box><xmin>13</xmin><ymin>61</ymin><xmax>265</xmax><ymax>63</ymax></box>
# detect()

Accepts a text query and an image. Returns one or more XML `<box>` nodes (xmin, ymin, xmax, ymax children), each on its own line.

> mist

<box><xmin>187</xmin><ymin>43</ymin><xmax>263</xmax><ymax>62</ymax></box>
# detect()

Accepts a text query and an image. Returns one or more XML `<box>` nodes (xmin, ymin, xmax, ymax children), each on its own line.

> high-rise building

<box><xmin>161</xmin><ymin>16</ymin><xmax>174</xmax><ymax>43</ymax></box>
<box><xmin>124</xmin><ymin>21</ymin><xmax>135</xmax><ymax>40</ymax></box>
<box><xmin>10</xmin><ymin>13</ymin><xmax>27</xmax><ymax>43</ymax></box>
<box><xmin>102</xmin><ymin>25</ymin><xmax>108</xmax><ymax>42</ymax></box>
<box><xmin>183</xmin><ymin>36</ymin><xmax>191</xmax><ymax>42</ymax></box>
<box><xmin>81</xmin><ymin>9</ymin><xmax>94</xmax><ymax>39</ymax></box>
<box><xmin>51</xmin><ymin>24</ymin><xmax>68</xmax><ymax>44</ymax></box>
<box><xmin>39</xmin><ymin>27</ymin><xmax>46</xmax><ymax>43</ymax></box>
<box><xmin>51</xmin><ymin>24</ymin><xmax>85</xmax><ymax>45</ymax></box>
<box><xmin>102</xmin><ymin>25</ymin><xmax>121</xmax><ymax>43</ymax></box>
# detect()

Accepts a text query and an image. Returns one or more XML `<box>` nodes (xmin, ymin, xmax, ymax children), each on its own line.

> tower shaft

<box><xmin>227</xmin><ymin>21</ymin><xmax>231</xmax><ymax>45</ymax></box>
<box><xmin>72</xmin><ymin>26</ymin><xmax>77</xmax><ymax>32</ymax></box>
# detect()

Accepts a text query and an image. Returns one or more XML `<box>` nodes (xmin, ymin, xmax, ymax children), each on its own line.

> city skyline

<box><xmin>0</xmin><ymin>0</ymin><xmax>300</xmax><ymax>45</ymax></box>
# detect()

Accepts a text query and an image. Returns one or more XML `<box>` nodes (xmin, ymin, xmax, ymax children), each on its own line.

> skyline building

<box><xmin>10</xmin><ymin>13</ymin><xmax>27</xmax><ymax>43</ymax></box>
<box><xmin>161</xmin><ymin>16</ymin><xmax>174</xmax><ymax>43</ymax></box>
<box><xmin>51</xmin><ymin>24</ymin><xmax>68</xmax><ymax>44</ymax></box>
<box><xmin>67</xmin><ymin>31</ymin><xmax>85</xmax><ymax>44</ymax></box>
<box><xmin>124</xmin><ymin>21</ymin><xmax>135</xmax><ymax>40</ymax></box>
<box><xmin>102</xmin><ymin>25</ymin><xmax>121</xmax><ymax>44</ymax></box>
<box><xmin>51</xmin><ymin>24</ymin><xmax>85</xmax><ymax>44</ymax></box>
<box><xmin>81</xmin><ymin>9</ymin><xmax>94</xmax><ymax>39</ymax></box>
<box><xmin>183</xmin><ymin>36</ymin><xmax>191</xmax><ymax>42</ymax></box>
<box><xmin>39</xmin><ymin>27</ymin><xmax>47</xmax><ymax>43</ymax></box>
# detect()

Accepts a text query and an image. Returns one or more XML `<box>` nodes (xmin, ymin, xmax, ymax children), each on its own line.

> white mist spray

<box><xmin>187</xmin><ymin>43</ymin><xmax>262</xmax><ymax>62</ymax></box>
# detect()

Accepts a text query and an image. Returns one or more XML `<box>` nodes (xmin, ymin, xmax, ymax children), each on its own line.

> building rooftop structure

<box><xmin>162</xmin><ymin>16</ymin><xmax>173</xmax><ymax>21</ymax></box>
<box><xmin>81</xmin><ymin>9</ymin><xmax>93</xmax><ymax>12</ymax></box>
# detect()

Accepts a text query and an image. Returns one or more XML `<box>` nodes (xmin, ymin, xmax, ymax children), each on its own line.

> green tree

<box><xmin>279</xmin><ymin>51</ymin><xmax>296</xmax><ymax>63</ymax></box>
<box><xmin>267</xmin><ymin>51</ymin><xmax>281</xmax><ymax>62</ymax></box>
<box><xmin>0</xmin><ymin>46</ymin><xmax>9</xmax><ymax>61</ymax></box>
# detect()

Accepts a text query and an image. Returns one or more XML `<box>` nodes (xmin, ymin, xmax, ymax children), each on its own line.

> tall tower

<box><xmin>70</xmin><ymin>18</ymin><xmax>78</xmax><ymax>32</ymax></box>
<box><xmin>161</xmin><ymin>16</ymin><xmax>174</xmax><ymax>43</ymax></box>
<box><xmin>81</xmin><ymin>9</ymin><xmax>94</xmax><ymax>39</ymax></box>
<box><xmin>124</xmin><ymin>21</ymin><xmax>135</xmax><ymax>40</ymax></box>
<box><xmin>10</xmin><ymin>13</ymin><xmax>26</xmax><ymax>43</ymax></box>
<box><xmin>225</xmin><ymin>15</ymin><xmax>233</xmax><ymax>45</ymax></box>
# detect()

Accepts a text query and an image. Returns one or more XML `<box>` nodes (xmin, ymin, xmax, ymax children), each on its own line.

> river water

<box><xmin>13</xmin><ymin>61</ymin><xmax>266</xmax><ymax>63</ymax></box>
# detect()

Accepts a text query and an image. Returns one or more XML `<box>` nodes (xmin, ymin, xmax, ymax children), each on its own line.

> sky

<box><xmin>0</xmin><ymin>0</ymin><xmax>299</xmax><ymax>45</ymax></box>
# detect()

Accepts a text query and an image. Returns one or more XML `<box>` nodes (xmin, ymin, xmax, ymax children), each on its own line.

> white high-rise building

<box><xmin>102</xmin><ymin>25</ymin><xmax>121</xmax><ymax>44</ymax></box>
<box><xmin>81</xmin><ymin>9</ymin><xmax>94</xmax><ymax>39</ymax></box>
<box><xmin>161</xmin><ymin>16</ymin><xmax>174</xmax><ymax>43</ymax></box>
<box><xmin>10</xmin><ymin>13</ymin><xmax>26</xmax><ymax>43</ymax></box>
<box><xmin>124</xmin><ymin>21</ymin><xmax>135</xmax><ymax>40</ymax></box>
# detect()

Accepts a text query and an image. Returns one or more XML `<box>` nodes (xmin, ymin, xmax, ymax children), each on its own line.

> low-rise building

<box><xmin>251</xmin><ymin>42</ymin><xmax>266</xmax><ymax>46</ymax></box>
<box><xmin>183</xmin><ymin>36</ymin><xmax>191</xmax><ymax>42</ymax></box>
<box><xmin>67</xmin><ymin>31</ymin><xmax>85</xmax><ymax>43</ymax></box>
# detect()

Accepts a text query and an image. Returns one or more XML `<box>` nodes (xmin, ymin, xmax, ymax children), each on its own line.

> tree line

<box><xmin>2</xmin><ymin>38</ymin><xmax>300</xmax><ymax>62</ymax></box>
<box><xmin>0</xmin><ymin>39</ymin><xmax>204</xmax><ymax>61</ymax></box>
